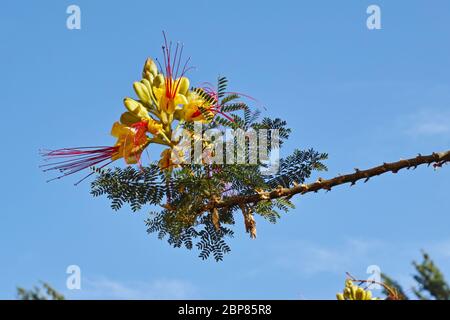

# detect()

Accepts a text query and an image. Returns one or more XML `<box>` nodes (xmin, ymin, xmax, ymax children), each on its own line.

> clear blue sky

<box><xmin>1</xmin><ymin>0</ymin><xmax>450</xmax><ymax>299</ymax></box>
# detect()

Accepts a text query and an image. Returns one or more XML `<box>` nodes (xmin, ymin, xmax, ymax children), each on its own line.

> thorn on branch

<box><xmin>433</xmin><ymin>161</ymin><xmax>446</xmax><ymax>169</ymax></box>
<box><xmin>201</xmin><ymin>149</ymin><xmax>449</xmax><ymax>213</ymax></box>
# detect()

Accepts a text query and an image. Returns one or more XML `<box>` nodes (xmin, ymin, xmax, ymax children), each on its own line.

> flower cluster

<box><xmin>336</xmin><ymin>279</ymin><xmax>376</xmax><ymax>300</ymax></box>
<box><xmin>41</xmin><ymin>34</ymin><xmax>228</xmax><ymax>184</ymax></box>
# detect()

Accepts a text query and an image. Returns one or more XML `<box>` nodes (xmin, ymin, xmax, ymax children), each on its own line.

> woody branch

<box><xmin>203</xmin><ymin>150</ymin><xmax>450</xmax><ymax>212</ymax></box>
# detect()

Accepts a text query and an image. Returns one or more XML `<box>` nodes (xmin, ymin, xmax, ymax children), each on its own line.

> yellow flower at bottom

<box><xmin>158</xmin><ymin>148</ymin><xmax>184</xmax><ymax>170</ymax></box>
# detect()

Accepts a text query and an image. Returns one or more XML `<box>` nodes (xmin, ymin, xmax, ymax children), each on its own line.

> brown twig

<box><xmin>202</xmin><ymin>150</ymin><xmax>450</xmax><ymax>212</ymax></box>
<box><xmin>346</xmin><ymin>272</ymin><xmax>400</xmax><ymax>300</ymax></box>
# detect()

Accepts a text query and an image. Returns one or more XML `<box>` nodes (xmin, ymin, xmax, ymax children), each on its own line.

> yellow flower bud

<box><xmin>364</xmin><ymin>290</ymin><xmax>372</xmax><ymax>300</ymax></box>
<box><xmin>120</xmin><ymin>111</ymin><xmax>141</xmax><ymax>126</ymax></box>
<box><xmin>355</xmin><ymin>287</ymin><xmax>364</xmax><ymax>300</ymax></box>
<box><xmin>143</xmin><ymin>71</ymin><xmax>154</xmax><ymax>83</ymax></box>
<box><xmin>343</xmin><ymin>287</ymin><xmax>352</xmax><ymax>299</ymax></box>
<box><xmin>124</xmin><ymin>97</ymin><xmax>149</xmax><ymax>119</ymax></box>
<box><xmin>133</xmin><ymin>81</ymin><xmax>151</xmax><ymax>104</ymax></box>
<box><xmin>153</xmin><ymin>74</ymin><xmax>165</xmax><ymax>88</ymax></box>
<box><xmin>143</xmin><ymin>58</ymin><xmax>158</xmax><ymax>78</ymax></box>
<box><xmin>350</xmin><ymin>285</ymin><xmax>358</xmax><ymax>299</ymax></box>
<box><xmin>124</xmin><ymin>97</ymin><xmax>142</xmax><ymax>113</ymax></box>
<box><xmin>336</xmin><ymin>293</ymin><xmax>345</xmax><ymax>300</ymax></box>
<box><xmin>141</xmin><ymin>79</ymin><xmax>153</xmax><ymax>97</ymax></box>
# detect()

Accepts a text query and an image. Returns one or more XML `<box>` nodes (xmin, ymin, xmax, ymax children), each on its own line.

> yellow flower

<box><xmin>153</xmin><ymin>77</ymin><xmax>188</xmax><ymax>114</ymax></box>
<box><xmin>158</xmin><ymin>148</ymin><xmax>183</xmax><ymax>170</ymax></box>
<box><xmin>180</xmin><ymin>92</ymin><xmax>214</xmax><ymax>122</ymax></box>
<box><xmin>40</xmin><ymin>122</ymin><xmax>150</xmax><ymax>183</ymax></box>
<box><xmin>153</xmin><ymin>35</ymin><xmax>192</xmax><ymax>115</ymax></box>
<box><xmin>336</xmin><ymin>279</ymin><xmax>376</xmax><ymax>300</ymax></box>
<box><xmin>111</xmin><ymin>122</ymin><xmax>148</xmax><ymax>164</ymax></box>
<box><xmin>158</xmin><ymin>148</ymin><xmax>172</xmax><ymax>170</ymax></box>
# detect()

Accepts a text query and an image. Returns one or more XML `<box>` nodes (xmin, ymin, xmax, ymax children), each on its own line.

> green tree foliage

<box><xmin>382</xmin><ymin>251</ymin><xmax>450</xmax><ymax>300</ymax></box>
<box><xmin>91</xmin><ymin>77</ymin><xmax>328</xmax><ymax>261</ymax></box>
<box><xmin>412</xmin><ymin>251</ymin><xmax>450</xmax><ymax>300</ymax></box>
<box><xmin>16</xmin><ymin>282</ymin><xmax>64</xmax><ymax>300</ymax></box>
<box><xmin>380</xmin><ymin>273</ymin><xmax>409</xmax><ymax>300</ymax></box>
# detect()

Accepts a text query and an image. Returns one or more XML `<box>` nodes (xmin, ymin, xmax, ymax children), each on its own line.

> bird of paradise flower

<box><xmin>40</xmin><ymin>32</ymin><xmax>246</xmax><ymax>185</ymax></box>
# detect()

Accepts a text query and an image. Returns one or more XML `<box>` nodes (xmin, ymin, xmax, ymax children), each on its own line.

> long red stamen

<box><xmin>197</xmin><ymin>83</ymin><xmax>257</xmax><ymax>122</ymax></box>
<box><xmin>172</xmin><ymin>42</ymin><xmax>179</xmax><ymax>78</ymax></box>
<box><xmin>161</xmin><ymin>31</ymin><xmax>192</xmax><ymax>99</ymax></box>
<box><xmin>174</xmin><ymin>43</ymin><xmax>183</xmax><ymax>79</ymax></box>
<box><xmin>40</xmin><ymin>146</ymin><xmax>119</xmax><ymax>185</ymax></box>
